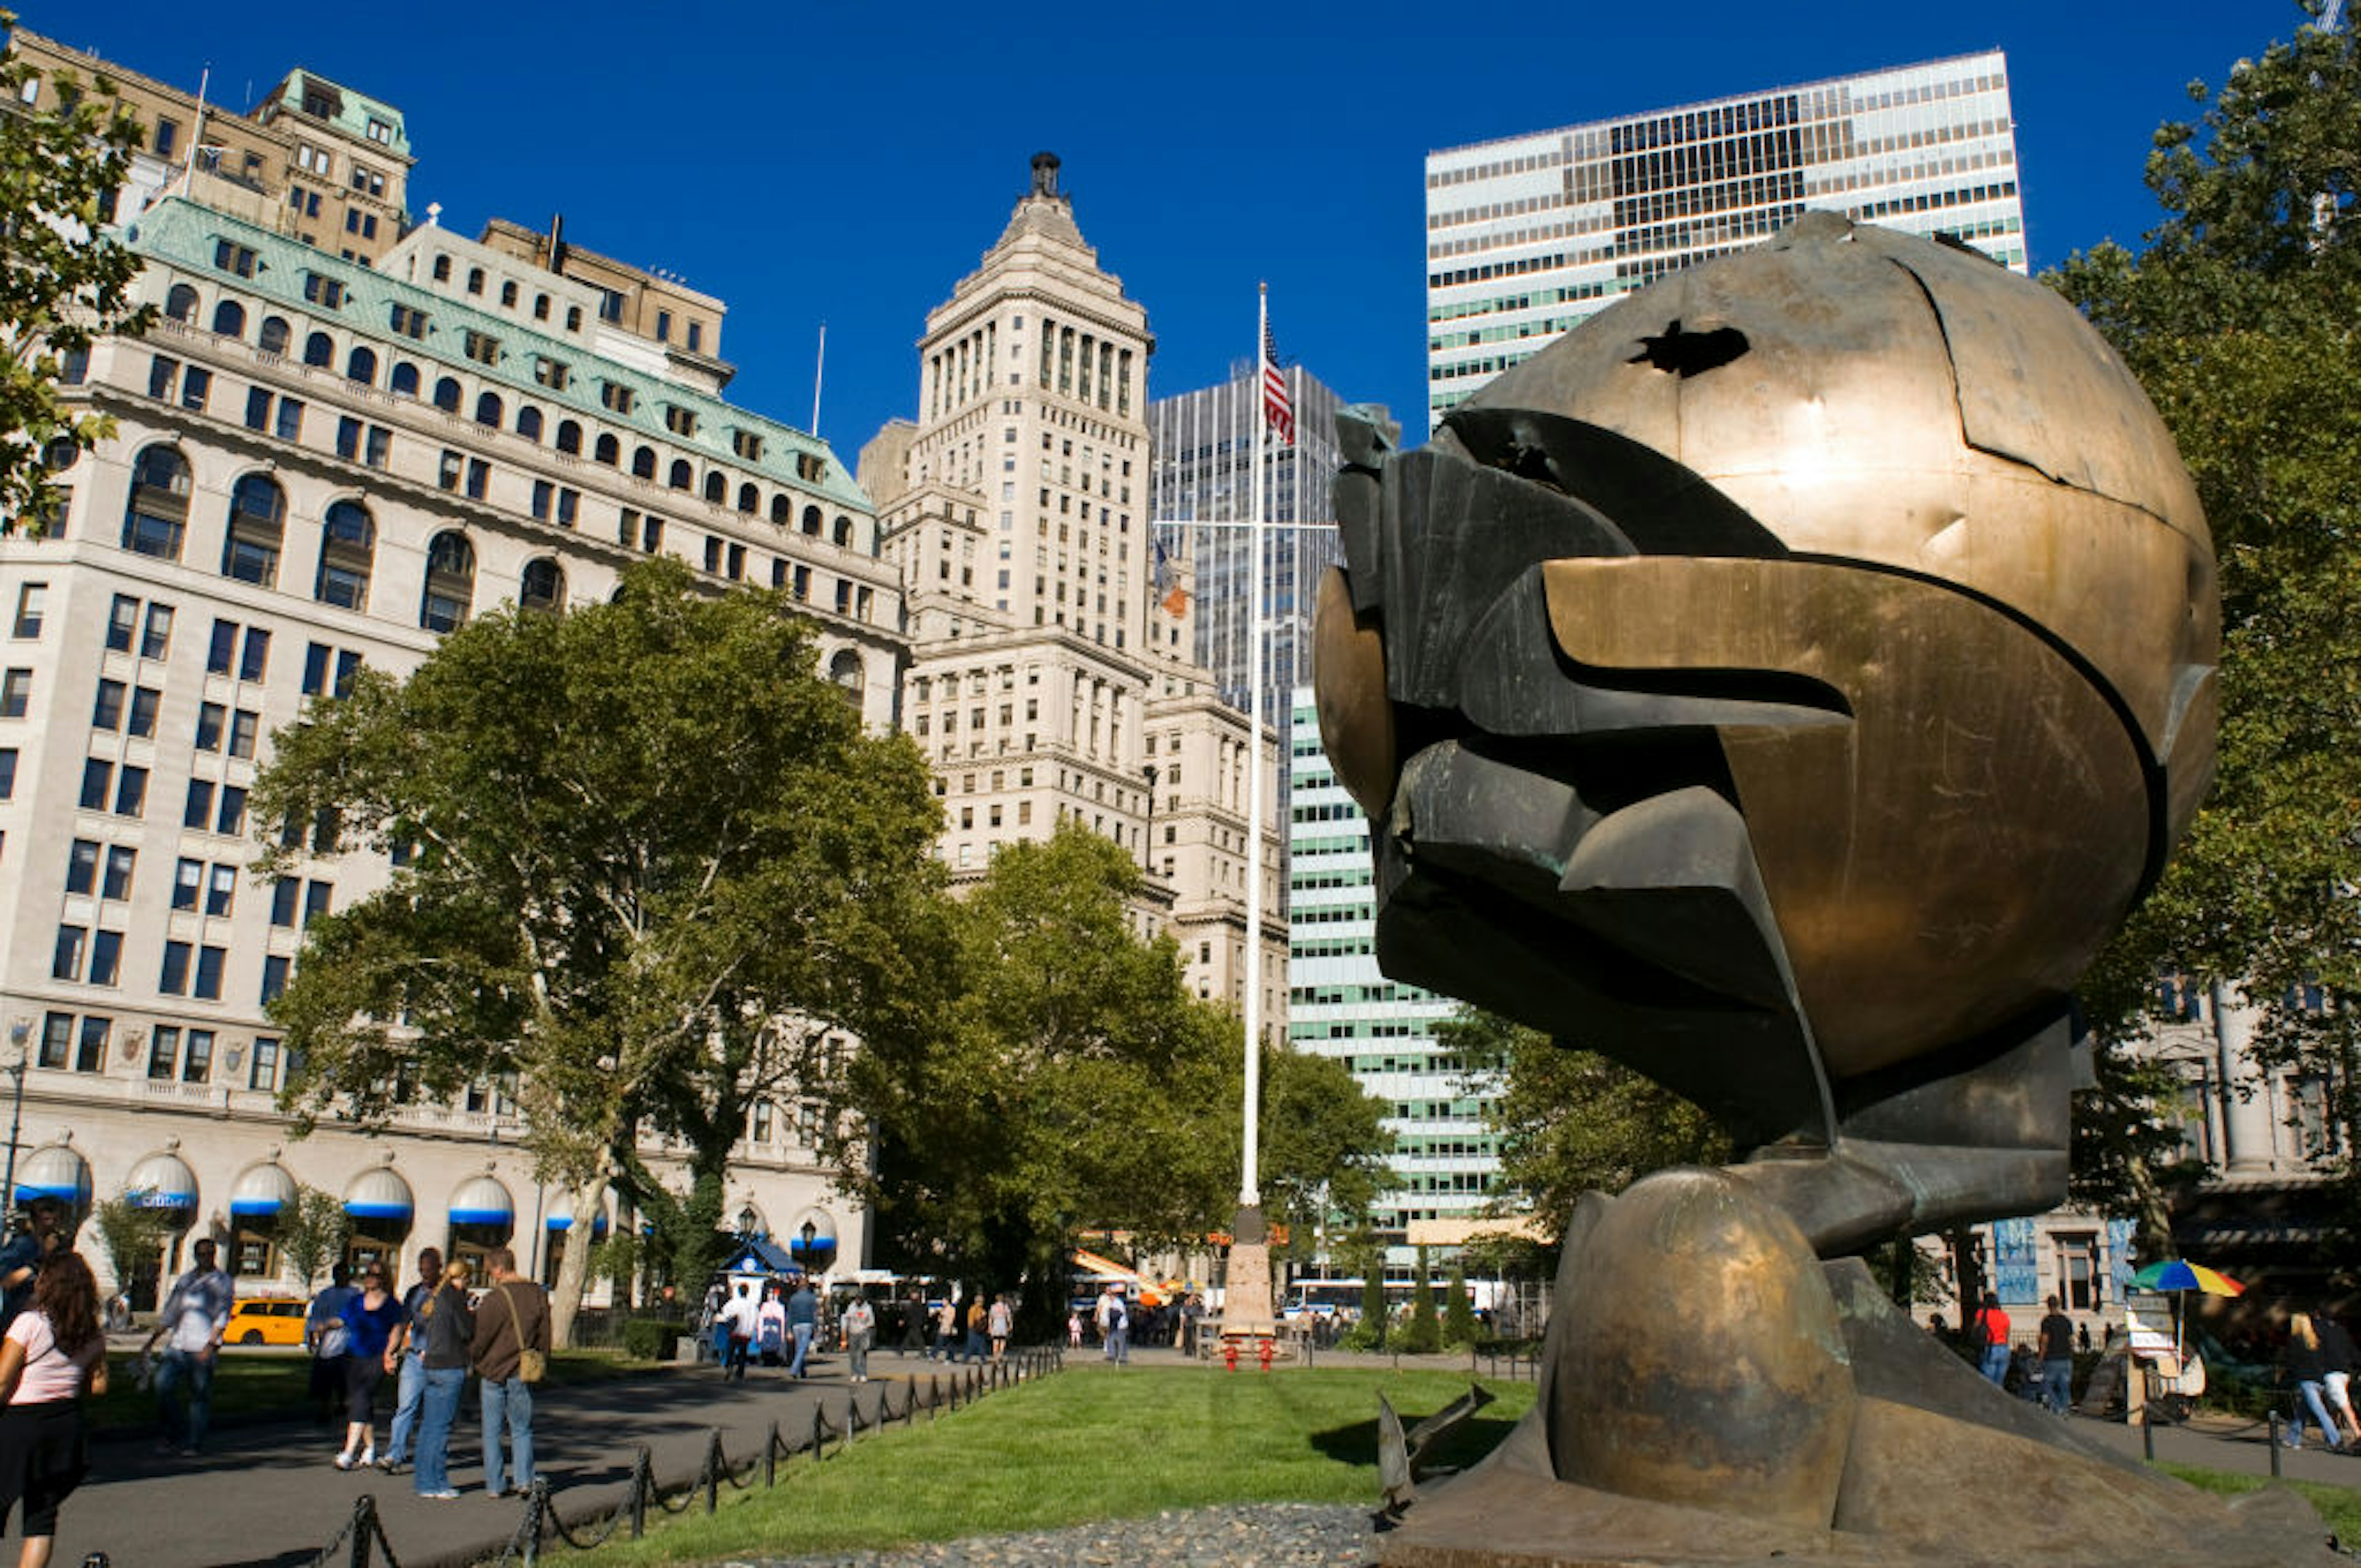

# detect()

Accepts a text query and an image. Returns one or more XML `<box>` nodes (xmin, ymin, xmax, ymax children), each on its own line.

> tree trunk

<box><xmin>549</xmin><ymin>1174</ymin><xmax>607</xmax><ymax>1350</ymax></box>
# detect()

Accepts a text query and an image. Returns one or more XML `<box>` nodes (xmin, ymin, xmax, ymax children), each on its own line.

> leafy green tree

<box><xmin>1442</xmin><ymin>1261</ymin><xmax>1478</xmax><ymax>1347</ymax></box>
<box><xmin>90</xmin><ymin>1191</ymin><xmax>171</xmax><ymax>1307</ymax></box>
<box><xmin>2051</xmin><ymin>15</ymin><xmax>2361</xmax><ymax>1217</ymax></box>
<box><xmin>1444</xmin><ymin>1008</ymin><xmax>1728</xmax><ymax>1244</ymax></box>
<box><xmin>1351</xmin><ymin>1246</ymin><xmax>1388</xmax><ymax>1351</ymax></box>
<box><xmin>1257</xmin><ymin>1043</ymin><xmax>1393</xmax><ymax>1269</ymax></box>
<box><xmin>251</xmin><ymin>556</ymin><xmax>944</xmax><ymax>1345</ymax></box>
<box><xmin>274</xmin><ymin>1184</ymin><xmax>349</xmax><ymax>1293</ymax></box>
<box><xmin>0</xmin><ymin>23</ymin><xmax>157</xmax><ymax>533</ymax></box>
<box><xmin>812</xmin><ymin>823</ymin><xmax>1236</xmax><ymax>1334</ymax></box>
<box><xmin>1399</xmin><ymin>1244</ymin><xmax>1441</xmax><ymax>1353</ymax></box>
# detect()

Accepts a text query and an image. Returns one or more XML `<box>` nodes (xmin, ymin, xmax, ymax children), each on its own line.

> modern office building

<box><xmin>1426</xmin><ymin>50</ymin><xmax>2025</xmax><ymax>423</ymax></box>
<box><xmin>1148</xmin><ymin>363</ymin><xmax>1348</xmax><ymax>725</ymax></box>
<box><xmin>1</xmin><ymin>40</ymin><xmax>894</xmax><ymax>1301</ymax></box>
<box><xmin>859</xmin><ymin>153</ymin><xmax>1287</xmax><ymax>1029</ymax></box>
<box><xmin>1284</xmin><ymin>688</ymin><xmax>1497</xmax><ymax>1275</ymax></box>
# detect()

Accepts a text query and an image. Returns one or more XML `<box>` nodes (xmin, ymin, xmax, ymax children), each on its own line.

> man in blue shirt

<box><xmin>785</xmin><ymin>1277</ymin><xmax>820</xmax><ymax>1378</ymax></box>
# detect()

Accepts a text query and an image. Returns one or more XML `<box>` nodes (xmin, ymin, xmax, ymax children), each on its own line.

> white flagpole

<box><xmin>178</xmin><ymin>66</ymin><xmax>211</xmax><ymax>200</ymax></box>
<box><xmin>1241</xmin><ymin>283</ymin><xmax>1268</xmax><ymax>1209</ymax></box>
<box><xmin>811</xmin><ymin>322</ymin><xmax>826</xmax><ymax>437</ymax></box>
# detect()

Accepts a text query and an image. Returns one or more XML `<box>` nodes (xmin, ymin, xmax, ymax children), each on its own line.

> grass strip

<box><xmin>567</xmin><ymin>1364</ymin><xmax>1534</xmax><ymax>1566</ymax></box>
<box><xmin>2159</xmin><ymin>1460</ymin><xmax>2361</xmax><ymax>1538</ymax></box>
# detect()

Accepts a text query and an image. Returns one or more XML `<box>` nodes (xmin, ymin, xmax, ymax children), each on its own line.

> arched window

<box><xmin>316</xmin><ymin>500</ymin><xmax>375</xmax><ymax>611</ymax></box>
<box><xmin>432</xmin><ymin>377</ymin><xmax>461</xmax><ymax>413</ymax></box>
<box><xmin>222</xmin><ymin>473</ymin><xmax>287</xmax><ymax>586</ymax></box>
<box><xmin>703</xmin><ymin>471</ymin><xmax>725</xmax><ymax>505</ymax></box>
<box><xmin>210</xmin><ymin>299</ymin><xmax>246</xmax><ymax>338</ymax></box>
<box><xmin>556</xmin><ymin>420</ymin><xmax>582</xmax><ymax>456</ymax></box>
<box><xmin>121</xmin><ymin>445</ymin><xmax>191</xmax><ymax>560</ymax></box>
<box><xmin>532</xmin><ymin>293</ymin><xmax>550</xmax><ymax>321</ymax></box>
<box><xmin>631</xmin><ymin>446</ymin><xmax>657</xmax><ymax>481</ymax></box>
<box><xmin>594</xmin><ymin>434</ymin><xmax>620</xmax><ymax>466</ymax></box>
<box><xmin>303</xmin><ymin>331</ymin><xmax>334</xmax><ymax>368</ymax></box>
<box><xmin>421</xmin><ymin>531</ymin><xmax>475</xmax><ymax>633</ymax></box>
<box><xmin>666</xmin><ymin>459</ymin><xmax>692</xmax><ymax>491</ymax></box>
<box><xmin>737</xmin><ymin>483</ymin><xmax>759</xmax><ymax>514</ymax></box>
<box><xmin>258</xmin><ymin>315</ymin><xmax>291</xmax><ymax>355</ymax></box>
<box><xmin>564</xmin><ymin>306</ymin><xmax>582</xmax><ymax>331</ymax></box>
<box><xmin>432</xmin><ymin>255</ymin><xmax>452</xmax><ymax>282</ymax></box>
<box><xmin>465</xmin><ymin>267</ymin><xmax>485</xmax><ymax>296</ymax></box>
<box><xmin>499</xmin><ymin>280</ymin><xmax>518</xmax><ymax>308</ymax></box>
<box><xmin>520</xmin><ymin>558</ymin><xmax>565</xmax><ymax>614</ymax></box>
<box><xmin>832</xmin><ymin>515</ymin><xmax>854</xmax><ymax>548</ymax></box>
<box><xmin>770</xmin><ymin>494</ymin><xmax>791</xmax><ymax>526</ymax></box>
<box><xmin>474</xmin><ymin>391</ymin><xmax>503</xmax><ymax>427</ymax></box>
<box><xmin>165</xmin><ymin>283</ymin><xmax>199</xmax><ymax>323</ymax></box>
<box><xmin>390</xmin><ymin>361</ymin><xmax>421</xmax><ymax>397</ymax></box>
<box><xmin>515</xmin><ymin>406</ymin><xmax>543</xmax><ymax>442</ymax></box>
<box><xmin>828</xmin><ymin>649</ymin><xmax>865</xmax><ymax>708</ymax></box>
<box><xmin>346</xmin><ymin>345</ymin><xmax>377</xmax><ymax>385</ymax></box>
<box><xmin>801</xmin><ymin>505</ymin><xmax>822</xmax><ymax>536</ymax></box>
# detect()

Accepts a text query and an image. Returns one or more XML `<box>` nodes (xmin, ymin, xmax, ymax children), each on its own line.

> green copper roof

<box><xmin>121</xmin><ymin>196</ymin><xmax>870</xmax><ymax>513</ymax></box>
<box><xmin>264</xmin><ymin>71</ymin><xmax>411</xmax><ymax>160</ymax></box>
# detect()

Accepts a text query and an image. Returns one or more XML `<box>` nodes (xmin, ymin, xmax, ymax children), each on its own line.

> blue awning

<box><xmin>12</xmin><ymin>1146</ymin><xmax>91</xmax><ymax>1211</ymax></box>
<box><xmin>229</xmin><ymin>1162</ymin><xmax>297</xmax><ymax>1219</ymax></box>
<box><xmin>343</xmin><ymin>1166</ymin><xmax>414</xmax><ymax>1225</ymax></box>
<box><xmin>125</xmin><ymin>1152</ymin><xmax>199</xmax><ymax>1211</ymax></box>
<box><xmin>448</xmin><ymin>1174</ymin><xmax>513</xmax><ymax>1230</ymax></box>
<box><xmin>544</xmin><ymin>1192</ymin><xmax>610</xmax><ymax>1237</ymax></box>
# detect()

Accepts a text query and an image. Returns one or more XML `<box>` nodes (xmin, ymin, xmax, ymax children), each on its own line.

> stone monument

<box><xmin>1313</xmin><ymin>214</ymin><xmax>2330</xmax><ymax>1564</ymax></box>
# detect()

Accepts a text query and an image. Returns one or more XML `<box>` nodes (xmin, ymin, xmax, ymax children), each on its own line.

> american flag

<box><xmin>1261</xmin><ymin>317</ymin><xmax>1294</xmax><ymax>447</ymax></box>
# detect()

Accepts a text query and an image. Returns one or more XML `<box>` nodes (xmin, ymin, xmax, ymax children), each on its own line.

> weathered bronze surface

<box><xmin>1318</xmin><ymin>215</ymin><xmax>2242</xmax><ymax>1556</ymax></box>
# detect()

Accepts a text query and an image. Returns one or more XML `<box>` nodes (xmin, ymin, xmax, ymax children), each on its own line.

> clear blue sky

<box><xmin>36</xmin><ymin>1</ymin><xmax>2308</xmax><ymax>472</ymax></box>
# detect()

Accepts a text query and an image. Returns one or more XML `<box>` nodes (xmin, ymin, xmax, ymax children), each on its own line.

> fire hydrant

<box><xmin>1223</xmin><ymin>1339</ymin><xmax>1240</xmax><ymax>1372</ymax></box>
<box><xmin>1257</xmin><ymin>1337</ymin><xmax>1275</xmax><ymax>1373</ymax></box>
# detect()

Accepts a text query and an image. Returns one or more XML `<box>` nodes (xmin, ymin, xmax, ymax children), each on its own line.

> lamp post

<box><xmin>3</xmin><ymin>1018</ymin><xmax>31</xmax><ymax>1222</ymax></box>
<box><xmin>1141</xmin><ymin>764</ymin><xmax>1160</xmax><ymax>874</ymax></box>
<box><xmin>800</xmin><ymin>1218</ymin><xmax>817</xmax><ymax>1273</ymax></box>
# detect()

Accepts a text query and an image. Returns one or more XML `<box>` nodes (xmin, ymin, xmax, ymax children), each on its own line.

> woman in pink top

<box><xmin>0</xmin><ymin>1251</ymin><xmax>109</xmax><ymax>1568</ymax></box>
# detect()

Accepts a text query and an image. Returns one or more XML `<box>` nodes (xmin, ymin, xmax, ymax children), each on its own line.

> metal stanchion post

<box><xmin>2142</xmin><ymin>1417</ymin><xmax>2155</xmax><ymax>1462</ymax></box>
<box><xmin>2271</xmin><ymin>1412</ymin><xmax>2284</xmax><ymax>1478</ymax></box>
<box><xmin>765</xmin><ymin>1419</ymin><xmax>779</xmax><ymax>1486</ymax></box>
<box><xmin>630</xmin><ymin>1449</ymin><xmax>649</xmax><ymax>1538</ymax></box>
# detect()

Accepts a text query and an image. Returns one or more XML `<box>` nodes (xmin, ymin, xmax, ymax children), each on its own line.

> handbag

<box><xmin>497</xmin><ymin>1282</ymin><xmax>546</xmax><ymax>1383</ymax></box>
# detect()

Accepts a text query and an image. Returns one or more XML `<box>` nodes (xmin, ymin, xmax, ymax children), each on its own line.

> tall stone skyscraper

<box><xmin>866</xmin><ymin>155</ymin><xmax>1286</xmax><ymax>1032</ymax></box>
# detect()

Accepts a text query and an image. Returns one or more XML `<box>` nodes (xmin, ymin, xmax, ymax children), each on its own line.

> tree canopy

<box><xmin>1257</xmin><ymin>1041</ymin><xmax>1394</xmax><ymax>1268</ymax></box>
<box><xmin>2051</xmin><ymin>15</ymin><xmax>2361</xmax><ymax>1208</ymax></box>
<box><xmin>0</xmin><ymin>22</ymin><xmax>155</xmax><ymax>532</ymax></box>
<box><xmin>251</xmin><ymin>557</ymin><xmax>944</xmax><ymax>1339</ymax></box>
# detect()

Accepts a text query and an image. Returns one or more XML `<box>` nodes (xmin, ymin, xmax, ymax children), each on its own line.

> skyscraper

<box><xmin>1149</xmin><ymin>363</ymin><xmax>1347</xmax><ymax>728</ymax></box>
<box><xmin>1426</xmin><ymin>51</ymin><xmax>2024</xmax><ymax>424</ymax></box>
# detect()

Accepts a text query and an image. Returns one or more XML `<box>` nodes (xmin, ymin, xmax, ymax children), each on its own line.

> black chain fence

<box><xmin>301</xmin><ymin>1346</ymin><xmax>1066</xmax><ymax>1568</ymax></box>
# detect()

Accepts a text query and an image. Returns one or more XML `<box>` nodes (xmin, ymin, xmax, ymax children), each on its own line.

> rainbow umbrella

<box><xmin>2132</xmin><ymin>1259</ymin><xmax>2245</xmax><ymax>1362</ymax></box>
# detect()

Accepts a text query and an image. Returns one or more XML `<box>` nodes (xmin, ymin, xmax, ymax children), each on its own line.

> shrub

<box><xmin>622</xmin><ymin>1318</ymin><xmax>682</xmax><ymax>1361</ymax></box>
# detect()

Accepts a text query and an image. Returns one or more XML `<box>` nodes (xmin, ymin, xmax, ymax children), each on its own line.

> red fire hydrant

<box><xmin>1257</xmin><ymin>1337</ymin><xmax>1275</xmax><ymax>1373</ymax></box>
<box><xmin>1223</xmin><ymin>1339</ymin><xmax>1240</xmax><ymax>1372</ymax></box>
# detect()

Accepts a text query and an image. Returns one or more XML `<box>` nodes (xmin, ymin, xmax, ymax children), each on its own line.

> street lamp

<box><xmin>4</xmin><ymin>1017</ymin><xmax>32</xmax><ymax>1222</ymax></box>
<box><xmin>799</xmin><ymin>1218</ymin><xmax>817</xmax><ymax>1264</ymax></box>
<box><xmin>737</xmin><ymin>1205</ymin><xmax>758</xmax><ymax>1238</ymax></box>
<box><xmin>1141</xmin><ymin>764</ymin><xmax>1160</xmax><ymax>874</ymax></box>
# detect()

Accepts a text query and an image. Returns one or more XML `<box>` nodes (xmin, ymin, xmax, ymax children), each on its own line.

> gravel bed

<box><xmin>713</xmin><ymin>1502</ymin><xmax>1383</xmax><ymax>1567</ymax></box>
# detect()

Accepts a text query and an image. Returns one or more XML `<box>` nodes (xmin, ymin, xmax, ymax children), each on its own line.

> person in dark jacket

<box><xmin>2282</xmin><ymin>1310</ymin><xmax>2343</xmax><ymax>1452</ymax></box>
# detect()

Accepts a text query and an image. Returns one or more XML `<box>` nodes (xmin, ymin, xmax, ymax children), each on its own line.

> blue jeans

<box><xmin>848</xmin><ymin>1334</ymin><xmax>870</xmax><ymax>1380</ymax></box>
<box><xmin>1979</xmin><ymin>1342</ymin><xmax>2009</xmax><ymax>1386</ymax></box>
<box><xmin>2293</xmin><ymin>1379</ymin><xmax>2341</xmax><ymax>1449</ymax></box>
<box><xmin>414</xmin><ymin>1365</ymin><xmax>466</xmax><ymax>1493</ymax></box>
<box><xmin>787</xmin><ymin>1321</ymin><xmax>814</xmax><ymax>1377</ymax></box>
<box><xmin>386</xmin><ymin>1352</ymin><xmax>425</xmax><ymax>1462</ymax></box>
<box><xmin>2041</xmin><ymin>1358</ymin><xmax>2073</xmax><ymax>1415</ymax></box>
<box><xmin>155</xmin><ymin>1347</ymin><xmax>216</xmax><ymax>1451</ymax></box>
<box><xmin>481</xmin><ymin>1375</ymin><xmax>534</xmax><ymax>1496</ymax></box>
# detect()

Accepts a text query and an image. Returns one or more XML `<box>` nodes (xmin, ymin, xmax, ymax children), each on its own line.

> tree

<box><xmin>2051</xmin><ymin>14</ymin><xmax>2361</xmax><ymax>1215</ymax></box>
<box><xmin>251</xmin><ymin>556</ymin><xmax>944</xmax><ymax>1345</ymax></box>
<box><xmin>1256</xmin><ymin>1043</ymin><xmax>1394</xmax><ymax>1271</ymax></box>
<box><xmin>274</xmin><ymin>1184</ymin><xmax>349</xmax><ymax>1293</ymax></box>
<box><xmin>812</xmin><ymin>823</ymin><xmax>1238</xmax><ymax>1333</ymax></box>
<box><xmin>1442</xmin><ymin>1261</ymin><xmax>1478</xmax><ymax>1347</ymax></box>
<box><xmin>0</xmin><ymin>23</ymin><xmax>157</xmax><ymax>533</ymax></box>
<box><xmin>1443</xmin><ymin>1007</ymin><xmax>1728</xmax><ymax>1245</ymax></box>
<box><xmin>1399</xmin><ymin>1244</ymin><xmax>1441</xmax><ymax>1353</ymax></box>
<box><xmin>90</xmin><ymin>1191</ymin><xmax>172</xmax><ymax>1305</ymax></box>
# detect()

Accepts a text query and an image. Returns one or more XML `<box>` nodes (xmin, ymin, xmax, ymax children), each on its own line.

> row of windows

<box><xmin>33</xmin><ymin>1009</ymin><xmax>283</xmax><ymax>1092</ymax></box>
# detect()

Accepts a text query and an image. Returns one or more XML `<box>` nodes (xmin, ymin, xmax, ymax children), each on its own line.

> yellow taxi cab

<box><xmin>226</xmin><ymin>1296</ymin><xmax>309</xmax><ymax>1347</ymax></box>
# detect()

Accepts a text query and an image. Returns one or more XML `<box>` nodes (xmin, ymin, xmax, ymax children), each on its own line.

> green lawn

<box><xmin>2161</xmin><ymin>1461</ymin><xmax>2361</xmax><ymax>1539</ymax></box>
<box><xmin>569</xmin><ymin>1364</ymin><xmax>1534</xmax><ymax>1566</ymax></box>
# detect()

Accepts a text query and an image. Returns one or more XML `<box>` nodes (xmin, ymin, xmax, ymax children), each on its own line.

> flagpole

<box><xmin>1241</xmin><ymin>283</ymin><xmax>1268</xmax><ymax>1210</ymax></box>
<box><xmin>178</xmin><ymin>66</ymin><xmax>210</xmax><ymax>200</ymax></box>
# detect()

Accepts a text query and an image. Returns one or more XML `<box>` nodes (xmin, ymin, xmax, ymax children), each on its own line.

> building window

<box><xmin>6</xmin><ymin>583</ymin><xmax>36</xmax><ymax>639</ymax></box>
<box><xmin>302</xmin><ymin>272</ymin><xmax>345</xmax><ymax>309</ymax></box>
<box><xmin>389</xmin><ymin>304</ymin><xmax>429</xmax><ymax>339</ymax></box>
<box><xmin>122</xmin><ymin>446</ymin><xmax>191</xmax><ymax>560</ymax></box>
<box><xmin>520</xmin><ymin>559</ymin><xmax>565</xmax><ymax>613</ymax></box>
<box><xmin>194</xmin><ymin>945</ymin><xmax>226</xmax><ymax>1001</ymax></box>
<box><xmin>222</xmin><ymin>473</ymin><xmax>287</xmax><ymax>587</ymax></box>
<box><xmin>52</xmin><ymin>925</ymin><xmax>85</xmax><ymax>982</ymax></box>
<box><xmin>346</xmin><ymin>345</ymin><xmax>377</xmax><ymax>384</ymax></box>
<box><xmin>261</xmin><ymin>955</ymin><xmax>290</xmax><ymax>1004</ymax></box>
<box><xmin>250</xmin><ymin>1036</ymin><xmax>282</xmax><ymax>1091</ymax></box>
<box><xmin>421</xmin><ymin>531</ymin><xmax>475</xmax><ymax>632</ymax></box>
<box><xmin>210</xmin><ymin>298</ymin><xmax>245</xmax><ymax>337</ymax></box>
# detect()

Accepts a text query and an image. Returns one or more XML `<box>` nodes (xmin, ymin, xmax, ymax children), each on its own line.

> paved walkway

<box><xmin>57</xmin><ymin>1347</ymin><xmax>1002</xmax><ymax>1568</ymax></box>
<box><xmin>50</xmin><ymin>1345</ymin><xmax>2361</xmax><ymax>1568</ymax></box>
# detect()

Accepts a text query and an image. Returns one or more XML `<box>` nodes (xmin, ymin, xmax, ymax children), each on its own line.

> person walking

<box><xmin>987</xmin><ymin>1294</ymin><xmax>1012</xmax><ymax>1361</ymax></box>
<box><xmin>963</xmin><ymin>1294</ymin><xmax>990</xmax><ymax>1364</ymax></box>
<box><xmin>470</xmin><ymin>1247</ymin><xmax>549</xmax><ymax>1500</ymax></box>
<box><xmin>0</xmin><ymin>1200</ymin><xmax>68</xmax><ymax>1339</ymax></box>
<box><xmin>756</xmin><ymin>1286</ymin><xmax>788</xmax><ymax>1368</ymax></box>
<box><xmin>1969</xmin><ymin>1291</ymin><xmax>2011</xmax><ymax>1388</ymax></box>
<box><xmin>143</xmin><ymin>1238</ymin><xmax>231</xmax><ymax>1455</ymax></box>
<box><xmin>0</xmin><ymin>1251</ymin><xmax>107</xmax><ymax>1568</ymax></box>
<box><xmin>2319</xmin><ymin>1310</ymin><xmax>2361</xmax><ymax>1446</ymax></box>
<box><xmin>2284</xmin><ymin>1310</ymin><xmax>2343</xmax><ymax>1452</ymax></box>
<box><xmin>842</xmin><ymin>1295</ymin><xmax>875</xmax><ymax>1384</ymax></box>
<box><xmin>2037</xmin><ymin>1296</ymin><xmax>2075</xmax><ymax>1416</ymax></box>
<box><xmin>785</xmin><ymin>1277</ymin><xmax>820</xmax><ymax>1379</ymax></box>
<box><xmin>933</xmin><ymin>1297</ymin><xmax>958</xmax><ymax>1363</ymax></box>
<box><xmin>899</xmin><ymin>1293</ymin><xmax>927</xmax><ymax>1358</ymax></box>
<box><xmin>410</xmin><ymin>1257</ymin><xmax>475</xmax><ymax>1499</ymax></box>
<box><xmin>334</xmin><ymin>1265</ymin><xmax>404</xmax><ymax>1470</ymax></box>
<box><xmin>718</xmin><ymin>1281</ymin><xmax>758</xmax><ymax>1381</ymax></box>
<box><xmin>304</xmin><ymin>1264</ymin><xmax>358</xmax><ymax>1428</ymax></box>
<box><xmin>380</xmin><ymin>1247</ymin><xmax>443</xmax><ymax>1473</ymax></box>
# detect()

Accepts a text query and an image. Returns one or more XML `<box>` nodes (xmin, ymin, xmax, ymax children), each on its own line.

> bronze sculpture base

<box><xmin>1383</xmin><ymin>1171</ymin><xmax>2338</xmax><ymax>1567</ymax></box>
